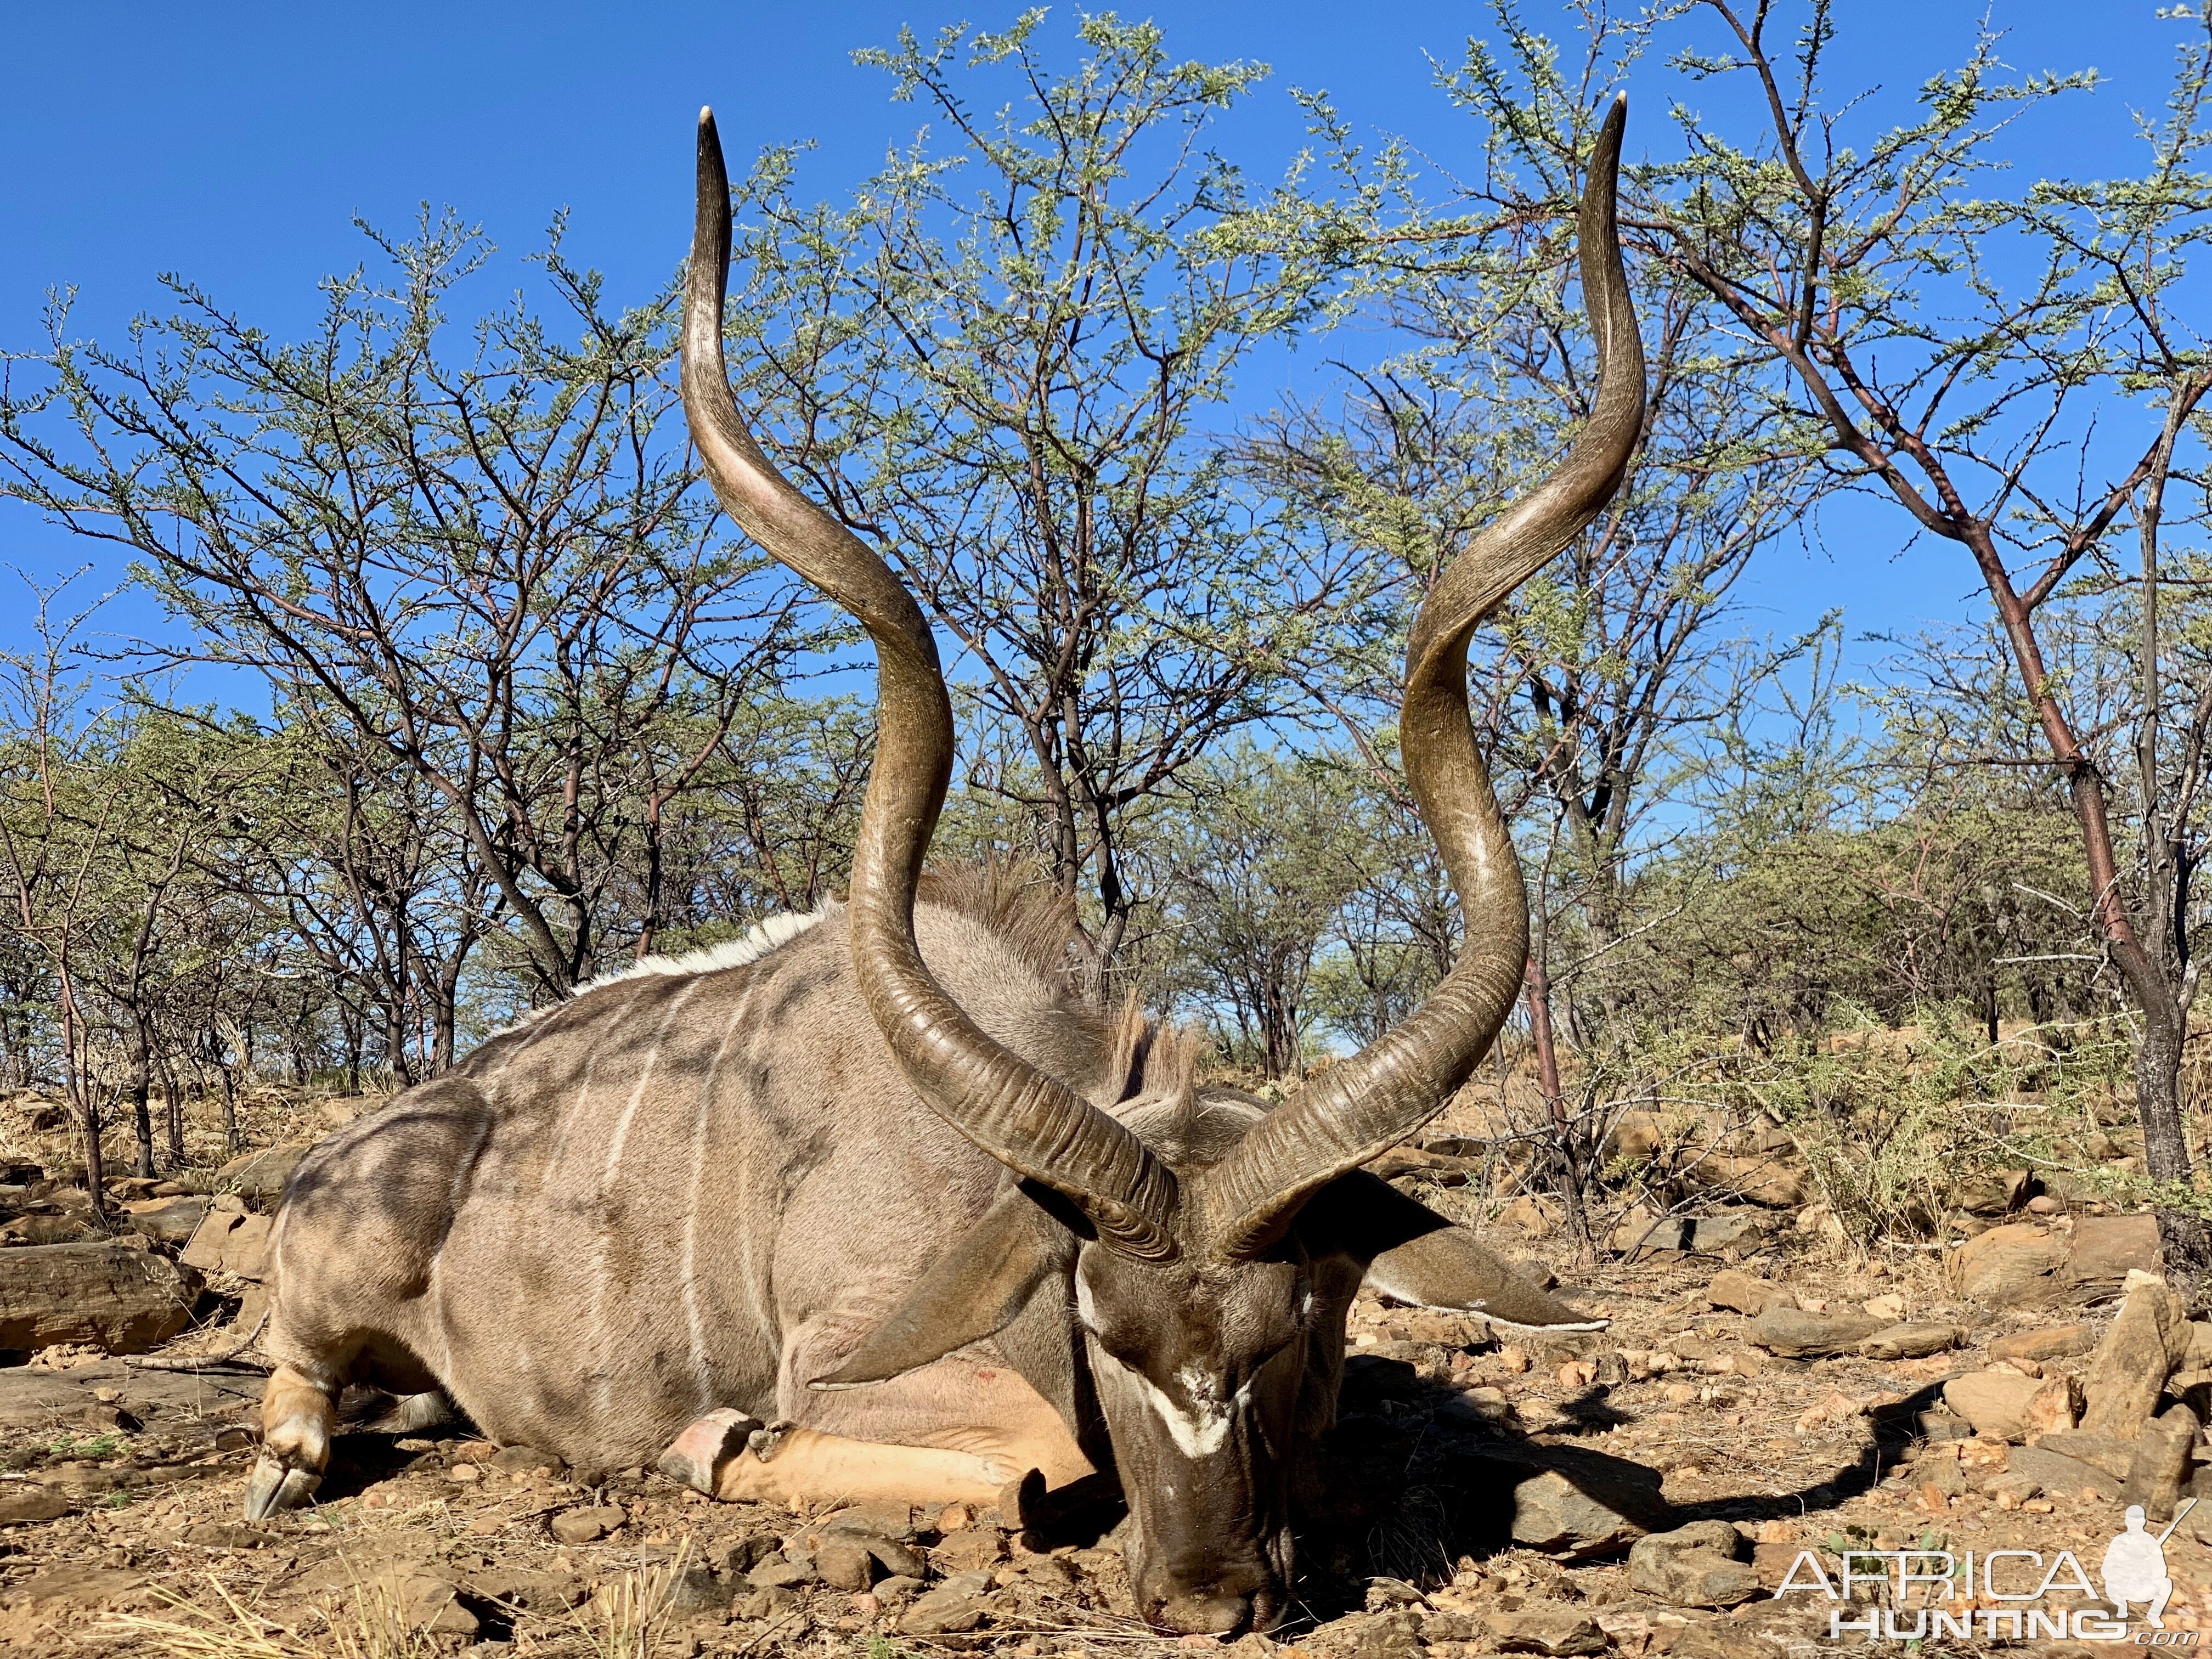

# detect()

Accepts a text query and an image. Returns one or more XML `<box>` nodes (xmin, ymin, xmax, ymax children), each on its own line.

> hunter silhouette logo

<box><xmin>1775</xmin><ymin>1498</ymin><xmax>2200</xmax><ymax>1643</ymax></box>
<box><xmin>2103</xmin><ymin>1503</ymin><xmax>2193</xmax><ymax>1630</ymax></box>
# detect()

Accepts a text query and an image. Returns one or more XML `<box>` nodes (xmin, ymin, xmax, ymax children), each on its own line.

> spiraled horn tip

<box><xmin>698</xmin><ymin>105</ymin><xmax>716</xmax><ymax>131</ymax></box>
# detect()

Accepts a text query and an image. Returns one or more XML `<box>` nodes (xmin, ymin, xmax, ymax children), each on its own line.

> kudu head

<box><xmin>680</xmin><ymin>99</ymin><xmax>1644</xmax><ymax>1635</ymax></box>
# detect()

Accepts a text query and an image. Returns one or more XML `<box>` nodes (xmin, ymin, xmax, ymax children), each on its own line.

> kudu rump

<box><xmin>244</xmin><ymin>100</ymin><xmax>1644</xmax><ymax>1634</ymax></box>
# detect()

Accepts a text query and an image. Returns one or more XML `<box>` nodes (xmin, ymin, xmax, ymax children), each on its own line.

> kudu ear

<box><xmin>810</xmin><ymin>1186</ymin><xmax>1065</xmax><ymax>1390</ymax></box>
<box><xmin>1299</xmin><ymin>1172</ymin><xmax>1606</xmax><ymax>1331</ymax></box>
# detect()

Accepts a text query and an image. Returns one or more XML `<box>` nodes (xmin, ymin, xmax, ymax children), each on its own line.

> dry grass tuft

<box><xmin>569</xmin><ymin>1539</ymin><xmax>693</xmax><ymax>1659</ymax></box>
<box><xmin>104</xmin><ymin>1570</ymin><xmax>438</xmax><ymax>1659</ymax></box>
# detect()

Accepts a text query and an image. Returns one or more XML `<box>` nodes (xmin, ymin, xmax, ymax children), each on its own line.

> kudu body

<box><xmin>246</xmin><ymin>100</ymin><xmax>1644</xmax><ymax>1637</ymax></box>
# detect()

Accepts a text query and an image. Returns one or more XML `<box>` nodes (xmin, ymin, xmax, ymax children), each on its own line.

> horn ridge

<box><xmin>1197</xmin><ymin>95</ymin><xmax>1647</xmax><ymax>1260</ymax></box>
<box><xmin>680</xmin><ymin>108</ymin><xmax>1181</xmax><ymax>1260</ymax></box>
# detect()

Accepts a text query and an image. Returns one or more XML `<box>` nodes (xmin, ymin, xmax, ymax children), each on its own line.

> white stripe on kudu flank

<box><xmin>686</xmin><ymin>978</ymin><xmax>761</xmax><ymax>1404</ymax></box>
<box><xmin>603</xmin><ymin>977</ymin><xmax>708</xmax><ymax>1183</ymax></box>
<box><xmin>589</xmin><ymin>978</ymin><xmax>708</xmax><ymax>1418</ymax></box>
<box><xmin>543</xmin><ymin>982</ymin><xmax>657</xmax><ymax>1188</ymax></box>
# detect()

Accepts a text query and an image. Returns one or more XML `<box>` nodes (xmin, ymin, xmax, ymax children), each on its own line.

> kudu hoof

<box><xmin>242</xmin><ymin>1456</ymin><xmax>321</xmax><ymax>1519</ymax></box>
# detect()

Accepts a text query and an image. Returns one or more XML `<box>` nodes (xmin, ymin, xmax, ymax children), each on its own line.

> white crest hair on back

<box><xmin>480</xmin><ymin>906</ymin><xmax>833</xmax><ymax>1046</ymax></box>
<box><xmin>576</xmin><ymin>907</ymin><xmax>831</xmax><ymax>995</ymax></box>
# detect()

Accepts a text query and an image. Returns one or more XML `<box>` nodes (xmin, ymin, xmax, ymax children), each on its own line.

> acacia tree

<box><xmin>722</xmin><ymin>14</ymin><xmax>1376</xmax><ymax>986</ymax></box>
<box><xmin>1237</xmin><ymin>48</ymin><xmax>1825</xmax><ymax>1121</ymax></box>
<box><xmin>1154</xmin><ymin>744</ymin><xmax>1367</xmax><ymax>1076</ymax></box>
<box><xmin>0</xmin><ymin>584</ymin><xmax>121</xmax><ymax>1218</ymax></box>
<box><xmin>1629</xmin><ymin>1</ymin><xmax>2212</xmax><ymax>1273</ymax></box>
<box><xmin>0</xmin><ymin>213</ymin><xmax>803</xmax><ymax>997</ymax></box>
<box><xmin>1420</xmin><ymin>0</ymin><xmax>2212</xmax><ymax>1269</ymax></box>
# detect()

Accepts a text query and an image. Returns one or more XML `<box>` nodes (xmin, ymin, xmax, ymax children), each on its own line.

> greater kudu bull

<box><xmin>243</xmin><ymin>98</ymin><xmax>1643</xmax><ymax>1635</ymax></box>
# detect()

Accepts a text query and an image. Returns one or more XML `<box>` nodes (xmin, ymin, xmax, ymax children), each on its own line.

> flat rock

<box><xmin>1483</xmin><ymin>1607</ymin><xmax>1609</xmax><ymax>1655</ymax></box>
<box><xmin>382</xmin><ymin>1571</ymin><xmax>478</xmax><ymax>1638</ymax></box>
<box><xmin>549</xmin><ymin>1505</ymin><xmax>624</xmax><ymax>1545</ymax></box>
<box><xmin>120</xmin><ymin>1194</ymin><xmax>207</xmax><ymax>1245</ymax></box>
<box><xmin>2008</xmin><ymin>1442</ymin><xmax>2124</xmax><ymax>1500</ymax></box>
<box><xmin>178</xmin><ymin>1210</ymin><xmax>241</xmax><ymax>1272</ymax></box>
<box><xmin>179</xmin><ymin>1521</ymin><xmax>268</xmax><ymax>1549</ymax></box>
<box><xmin>1</xmin><ymin>1212</ymin><xmax>100</xmax><ymax>1245</ymax></box>
<box><xmin>1372</xmin><ymin>1146</ymin><xmax>1480</xmax><ymax>1187</ymax></box>
<box><xmin>37</xmin><ymin>1459</ymin><xmax>227</xmax><ymax>1497</ymax></box>
<box><xmin>1705</xmin><ymin>1270</ymin><xmax>1791</xmax><ymax>1318</ymax></box>
<box><xmin>215</xmin><ymin>1143</ymin><xmax>308</xmax><ymax>1205</ymax></box>
<box><xmin>1990</xmin><ymin>1323</ymin><xmax>2095</xmax><ymax>1362</ymax></box>
<box><xmin>466</xmin><ymin>1568</ymin><xmax>589</xmax><ymax>1613</ymax></box>
<box><xmin>0</xmin><ymin>1354</ymin><xmax>261</xmax><ymax>1426</ymax></box>
<box><xmin>1689</xmin><ymin>1154</ymin><xmax>1805</xmax><ymax>1208</ymax></box>
<box><xmin>852</xmin><ymin>1535</ymin><xmax>923</xmax><ymax>1579</ymax></box>
<box><xmin>1686</xmin><ymin>1211</ymin><xmax>1769</xmax><ymax>1254</ymax></box>
<box><xmin>1311</xmin><ymin>1609</ymin><xmax>1424</xmax><ymax>1659</ymax></box>
<box><xmin>0</xmin><ymin>1485</ymin><xmax>72</xmax><ymax>1525</ymax></box>
<box><xmin>821</xmin><ymin>1503</ymin><xmax>918</xmax><ymax>1542</ymax></box>
<box><xmin>1858</xmin><ymin>1322</ymin><xmax>1957</xmax><ymax>1360</ymax></box>
<box><xmin>720</xmin><ymin>1534</ymin><xmax>781</xmax><ymax>1575</ymax></box>
<box><xmin>663</xmin><ymin>1565</ymin><xmax>725</xmax><ymax>1620</ymax></box>
<box><xmin>2068</xmin><ymin>1214</ymin><xmax>2162</xmax><ymax>1289</ymax></box>
<box><xmin>1628</xmin><ymin>1521</ymin><xmax>1759</xmax><ymax>1607</ymax></box>
<box><xmin>901</xmin><ymin>1577</ymin><xmax>995</xmax><ymax>1636</ymax></box>
<box><xmin>216</xmin><ymin>1212</ymin><xmax>273</xmax><ymax>1279</ymax></box>
<box><xmin>746</xmin><ymin>1554</ymin><xmax>815</xmax><ymax>1590</ymax></box>
<box><xmin>1396</xmin><ymin>1310</ymin><xmax>1491</xmax><ymax>1347</ymax></box>
<box><xmin>1954</xmin><ymin>1169</ymin><xmax>2035</xmax><ymax>1216</ymax></box>
<box><xmin>1950</xmin><ymin>1223</ymin><xmax>2062</xmax><ymax>1307</ymax></box>
<box><xmin>0</xmin><ymin>1240</ymin><xmax>201</xmax><ymax>1353</ymax></box>
<box><xmin>1941</xmin><ymin>1370</ymin><xmax>2045</xmax><ymax>1441</ymax></box>
<box><xmin>1453</xmin><ymin>1446</ymin><xmax>1672</xmax><ymax>1558</ymax></box>
<box><xmin>932</xmin><ymin>1525</ymin><xmax>1009</xmax><ymax>1572</ymax></box>
<box><xmin>1746</xmin><ymin>1305</ymin><xmax>1881</xmax><ymax>1358</ymax></box>
<box><xmin>2034</xmin><ymin>1433</ymin><xmax>2140</xmax><ymax>1481</ymax></box>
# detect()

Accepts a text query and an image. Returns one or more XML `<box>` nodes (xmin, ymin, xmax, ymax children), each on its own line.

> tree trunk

<box><xmin>431</xmin><ymin>974</ymin><xmax>459</xmax><ymax>1079</ymax></box>
<box><xmin>340</xmin><ymin>1005</ymin><xmax>362</xmax><ymax>1096</ymax></box>
<box><xmin>384</xmin><ymin>991</ymin><xmax>416</xmax><ymax>1088</ymax></box>
<box><xmin>79</xmin><ymin>1099</ymin><xmax>107</xmax><ymax>1221</ymax></box>
<box><xmin>2121</xmin><ymin>965</ymin><xmax>2210</xmax><ymax>1284</ymax></box>
<box><xmin>429</xmin><ymin>935</ymin><xmax>473</xmax><ymax>1079</ymax></box>
<box><xmin>127</xmin><ymin>1008</ymin><xmax>155</xmax><ymax>1180</ymax></box>
<box><xmin>218</xmin><ymin>1063</ymin><xmax>240</xmax><ymax>1155</ymax></box>
<box><xmin>1262</xmin><ymin>963</ymin><xmax>1301</xmax><ymax>1081</ymax></box>
<box><xmin>61</xmin><ymin>994</ymin><xmax>107</xmax><ymax>1226</ymax></box>
<box><xmin>161</xmin><ymin>1057</ymin><xmax>184</xmax><ymax>1172</ymax></box>
<box><xmin>1525</xmin><ymin>952</ymin><xmax>1588</xmax><ymax>1253</ymax></box>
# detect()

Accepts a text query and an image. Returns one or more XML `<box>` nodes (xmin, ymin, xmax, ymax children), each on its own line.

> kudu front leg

<box><xmin>244</xmin><ymin>1363</ymin><xmax>338</xmax><ymax>1517</ymax></box>
<box><xmin>712</xmin><ymin>1424</ymin><xmax>1019</xmax><ymax>1509</ymax></box>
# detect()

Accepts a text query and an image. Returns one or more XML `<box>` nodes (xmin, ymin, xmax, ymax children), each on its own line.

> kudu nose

<box><xmin>1154</xmin><ymin>1591</ymin><xmax>1253</xmax><ymax>1636</ymax></box>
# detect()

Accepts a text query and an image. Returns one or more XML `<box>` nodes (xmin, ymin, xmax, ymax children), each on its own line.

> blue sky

<box><xmin>0</xmin><ymin>1</ymin><xmax>2196</xmax><ymax>680</ymax></box>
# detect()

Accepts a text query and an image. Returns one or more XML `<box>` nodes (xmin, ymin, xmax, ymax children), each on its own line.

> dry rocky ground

<box><xmin>4</xmin><ymin>1091</ymin><xmax>2212</xmax><ymax>1658</ymax></box>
